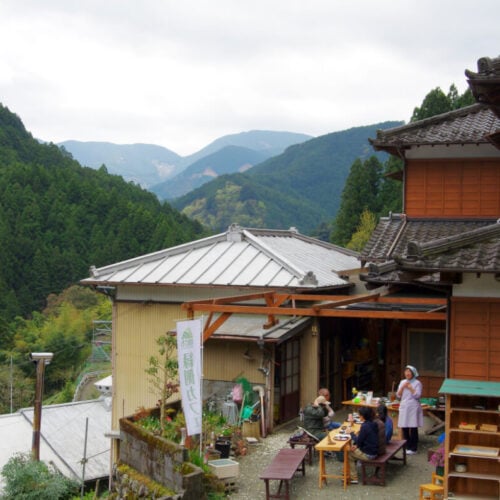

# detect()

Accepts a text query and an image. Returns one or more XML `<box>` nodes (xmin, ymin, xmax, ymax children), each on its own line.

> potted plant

<box><xmin>429</xmin><ymin>445</ymin><xmax>445</xmax><ymax>476</ymax></box>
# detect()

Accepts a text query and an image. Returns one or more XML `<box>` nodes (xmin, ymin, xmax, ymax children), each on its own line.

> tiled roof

<box><xmin>82</xmin><ymin>225</ymin><xmax>359</xmax><ymax>290</ymax></box>
<box><xmin>370</xmin><ymin>104</ymin><xmax>500</xmax><ymax>153</ymax></box>
<box><xmin>360</xmin><ymin>215</ymin><xmax>500</xmax><ymax>274</ymax></box>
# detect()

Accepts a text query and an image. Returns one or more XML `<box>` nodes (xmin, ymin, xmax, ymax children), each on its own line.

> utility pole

<box><xmin>30</xmin><ymin>352</ymin><xmax>53</xmax><ymax>461</ymax></box>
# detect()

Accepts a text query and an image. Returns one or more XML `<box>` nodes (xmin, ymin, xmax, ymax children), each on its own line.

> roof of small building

<box><xmin>209</xmin><ymin>314</ymin><xmax>311</xmax><ymax>343</ymax></box>
<box><xmin>370</xmin><ymin>103</ymin><xmax>500</xmax><ymax>154</ymax></box>
<box><xmin>82</xmin><ymin>225</ymin><xmax>360</xmax><ymax>290</ymax></box>
<box><xmin>360</xmin><ymin>215</ymin><xmax>500</xmax><ymax>281</ymax></box>
<box><xmin>0</xmin><ymin>399</ymin><xmax>110</xmax><ymax>489</ymax></box>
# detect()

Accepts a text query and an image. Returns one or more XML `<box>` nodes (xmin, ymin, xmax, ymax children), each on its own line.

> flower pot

<box><xmin>435</xmin><ymin>466</ymin><xmax>444</xmax><ymax>476</ymax></box>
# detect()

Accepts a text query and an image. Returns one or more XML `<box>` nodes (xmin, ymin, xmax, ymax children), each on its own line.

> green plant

<box><xmin>1</xmin><ymin>452</ymin><xmax>79</xmax><ymax>499</ymax></box>
<box><xmin>145</xmin><ymin>332</ymin><xmax>179</xmax><ymax>433</ymax></box>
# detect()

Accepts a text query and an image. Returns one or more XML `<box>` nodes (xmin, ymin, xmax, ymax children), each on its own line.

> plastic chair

<box><xmin>419</xmin><ymin>473</ymin><xmax>444</xmax><ymax>499</ymax></box>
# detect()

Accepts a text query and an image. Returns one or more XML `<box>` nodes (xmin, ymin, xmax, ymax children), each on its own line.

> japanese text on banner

<box><xmin>176</xmin><ymin>319</ymin><xmax>202</xmax><ymax>436</ymax></box>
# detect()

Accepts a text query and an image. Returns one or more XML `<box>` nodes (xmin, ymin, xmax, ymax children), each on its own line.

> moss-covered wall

<box><xmin>118</xmin><ymin>416</ymin><xmax>203</xmax><ymax>500</ymax></box>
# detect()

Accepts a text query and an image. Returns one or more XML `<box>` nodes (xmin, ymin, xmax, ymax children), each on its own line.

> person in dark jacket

<box><xmin>302</xmin><ymin>395</ymin><xmax>330</xmax><ymax>440</ymax></box>
<box><xmin>348</xmin><ymin>406</ymin><xmax>379</xmax><ymax>484</ymax></box>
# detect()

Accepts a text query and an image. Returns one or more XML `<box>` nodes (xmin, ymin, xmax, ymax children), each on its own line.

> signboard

<box><xmin>176</xmin><ymin>319</ymin><xmax>202</xmax><ymax>436</ymax></box>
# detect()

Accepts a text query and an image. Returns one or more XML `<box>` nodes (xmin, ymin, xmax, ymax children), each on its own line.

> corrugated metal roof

<box><xmin>82</xmin><ymin>225</ymin><xmax>359</xmax><ymax>290</ymax></box>
<box><xmin>0</xmin><ymin>399</ymin><xmax>110</xmax><ymax>488</ymax></box>
<box><xmin>210</xmin><ymin>314</ymin><xmax>311</xmax><ymax>342</ymax></box>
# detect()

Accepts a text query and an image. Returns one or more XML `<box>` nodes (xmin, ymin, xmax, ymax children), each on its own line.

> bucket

<box><xmin>215</xmin><ymin>439</ymin><xmax>231</xmax><ymax>459</ymax></box>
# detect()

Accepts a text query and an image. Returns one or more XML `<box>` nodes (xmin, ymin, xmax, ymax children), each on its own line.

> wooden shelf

<box><xmin>450</xmin><ymin>407</ymin><xmax>500</xmax><ymax>415</ymax></box>
<box><xmin>450</xmin><ymin>451</ymin><xmax>500</xmax><ymax>460</ymax></box>
<box><xmin>450</xmin><ymin>428</ymin><xmax>500</xmax><ymax>437</ymax></box>
<box><xmin>448</xmin><ymin>471</ymin><xmax>500</xmax><ymax>482</ymax></box>
<box><xmin>440</xmin><ymin>380</ymin><xmax>500</xmax><ymax>499</ymax></box>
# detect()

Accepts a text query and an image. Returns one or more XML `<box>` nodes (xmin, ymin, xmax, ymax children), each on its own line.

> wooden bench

<box><xmin>288</xmin><ymin>433</ymin><xmax>318</xmax><ymax>465</ymax></box>
<box><xmin>259</xmin><ymin>448</ymin><xmax>308</xmax><ymax>500</ymax></box>
<box><xmin>360</xmin><ymin>439</ymin><xmax>407</xmax><ymax>486</ymax></box>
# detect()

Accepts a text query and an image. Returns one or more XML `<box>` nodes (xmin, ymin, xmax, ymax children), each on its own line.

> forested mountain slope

<box><xmin>172</xmin><ymin>121</ymin><xmax>402</xmax><ymax>233</ymax></box>
<box><xmin>0</xmin><ymin>103</ymin><xmax>206</xmax><ymax>321</ymax></box>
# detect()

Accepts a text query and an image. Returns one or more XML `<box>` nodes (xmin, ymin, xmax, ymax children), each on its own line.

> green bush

<box><xmin>1</xmin><ymin>452</ymin><xmax>79</xmax><ymax>499</ymax></box>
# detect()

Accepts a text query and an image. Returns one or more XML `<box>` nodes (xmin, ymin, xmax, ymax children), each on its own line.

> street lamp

<box><xmin>30</xmin><ymin>352</ymin><xmax>53</xmax><ymax>461</ymax></box>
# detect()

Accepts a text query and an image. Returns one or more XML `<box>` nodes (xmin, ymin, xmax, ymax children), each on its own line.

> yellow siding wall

<box><xmin>112</xmin><ymin>301</ymin><xmax>184</xmax><ymax>429</ymax></box>
<box><xmin>204</xmin><ymin>340</ymin><xmax>266</xmax><ymax>384</ymax></box>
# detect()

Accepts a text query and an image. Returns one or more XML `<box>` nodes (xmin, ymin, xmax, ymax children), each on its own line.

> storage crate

<box><xmin>208</xmin><ymin>458</ymin><xmax>240</xmax><ymax>479</ymax></box>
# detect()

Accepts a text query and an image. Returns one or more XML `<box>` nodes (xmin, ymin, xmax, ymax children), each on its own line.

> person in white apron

<box><xmin>396</xmin><ymin>365</ymin><xmax>423</xmax><ymax>454</ymax></box>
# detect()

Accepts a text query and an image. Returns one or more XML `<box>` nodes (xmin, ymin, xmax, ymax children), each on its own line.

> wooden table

<box><xmin>341</xmin><ymin>399</ymin><xmax>445</xmax><ymax>438</ymax></box>
<box><xmin>315</xmin><ymin>423</ymin><xmax>360</xmax><ymax>490</ymax></box>
<box><xmin>259</xmin><ymin>447</ymin><xmax>308</xmax><ymax>500</ymax></box>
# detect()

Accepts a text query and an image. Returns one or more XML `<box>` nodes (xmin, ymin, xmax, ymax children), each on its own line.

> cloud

<box><xmin>1</xmin><ymin>0</ymin><xmax>499</xmax><ymax>155</ymax></box>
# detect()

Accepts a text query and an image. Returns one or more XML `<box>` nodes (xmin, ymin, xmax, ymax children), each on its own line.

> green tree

<box><xmin>347</xmin><ymin>209</ymin><xmax>378</xmax><ymax>251</ymax></box>
<box><xmin>1</xmin><ymin>452</ymin><xmax>79</xmax><ymax>499</ymax></box>
<box><xmin>145</xmin><ymin>332</ymin><xmax>179</xmax><ymax>433</ymax></box>
<box><xmin>411</xmin><ymin>84</ymin><xmax>475</xmax><ymax>122</ymax></box>
<box><xmin>330</xmin><ymin>156</ymin><xmax>382</xmax><ymax>246</ymax></box>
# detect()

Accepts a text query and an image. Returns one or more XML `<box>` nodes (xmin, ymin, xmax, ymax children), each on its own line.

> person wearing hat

<box><xmin>396</xmin><ymin>365</ymin><xmax>423</xmax><ymax>454</ymax></box>
<box><xmin>302</xmin><ymin>393</ymin><xmax>332</xmax><ymax>440</ymax></box>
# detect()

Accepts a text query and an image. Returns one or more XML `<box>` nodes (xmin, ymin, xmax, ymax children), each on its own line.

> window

<box><xmin>408</xmin><ymin>329</ymin><xmax>445</xmax><ymax>376</ymax></box>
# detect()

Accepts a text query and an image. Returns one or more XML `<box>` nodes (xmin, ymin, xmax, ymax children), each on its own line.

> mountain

<box><xmin>150</xmin><ymin>145</ymin><xmax>269</xmax><ymax>199</ymax></box>
<box><xmin>172</xmin><ymin>121</ymin><xmax>403</xmax><ymax>234</ymax></box>
<box><xmin>60</xmin><ymin>130</ymin><xmax>312</xmax><ymax>191</ymax></box>
<box><xmin>58</xmin><ymin>141</ymin><xmax>182</xmax><ymax>188</ymax></box>
<box><xmin>179</xmin><ymin>130</ymin><xmax>312</xmax><ymax>167</ymax></box>
<box><xmin>0</xmin><ymin>103</ymin><xmax>206</xmax><ymax>322</ymax></box>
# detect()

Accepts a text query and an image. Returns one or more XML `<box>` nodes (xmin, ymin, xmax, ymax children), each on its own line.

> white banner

<box><xmin>176</xmin><ymin>318</ymin><xmax>202</xmax><ymax>436</ymax></box>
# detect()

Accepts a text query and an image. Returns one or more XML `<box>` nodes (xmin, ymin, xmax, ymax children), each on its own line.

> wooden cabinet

<box><xmin>439</xmin><ymin>379</ymin><xmax>500</xmax><ymax>499</ymax></box>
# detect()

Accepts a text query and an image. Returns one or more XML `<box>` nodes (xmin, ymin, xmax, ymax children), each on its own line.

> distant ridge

<box><xmin>60</xmin><ymin>130</ymin><xmax>312</xmax><ymax>190</ymax></box>
<box><xmin>172</xmin><ymin>121</ymin><xmax>403</xmax><ymax>234</ymax></box>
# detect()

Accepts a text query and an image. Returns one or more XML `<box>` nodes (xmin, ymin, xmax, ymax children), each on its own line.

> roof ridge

<box><xmin>242</xmin><ymin>229</ymin><xmax>307</xmax><ymax>279</ymax></box>
<box><xmin>407</xmin><ymin>220</ymin><xmax>500</xmax><ymax>258</ymax></box>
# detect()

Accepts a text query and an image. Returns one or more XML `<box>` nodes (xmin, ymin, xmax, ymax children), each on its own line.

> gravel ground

<box><xmin>227</xmin><ymin>407</ymin><xmax>440</xmax><ymax>499</ymax></box>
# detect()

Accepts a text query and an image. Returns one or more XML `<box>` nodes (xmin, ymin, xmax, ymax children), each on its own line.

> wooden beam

<box><xmin>203</xmin><ymin>312</ymin><xmax>232</xmax><ymax>342</ymax></box>
<box><xmin>312</xmin><ymin>293</ymin><xmax>380</xmax><ymax>311</ymax></box>
<box><xmin>187</xmin><ymin>302</ymin><xmax>446</xmax><ymax>321</ymax></box>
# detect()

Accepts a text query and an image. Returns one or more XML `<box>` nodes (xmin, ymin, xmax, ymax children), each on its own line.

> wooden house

<box><xmin>81</xmin><ymin>225</ymin><xmax>361</xmax><ymax>446</ymax></box>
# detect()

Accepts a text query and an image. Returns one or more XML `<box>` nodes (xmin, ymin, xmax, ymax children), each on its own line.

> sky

<box><xmin>1</xmin><ymin>1</ymin><xmax>499</xmax><ymax>156</ymax></box>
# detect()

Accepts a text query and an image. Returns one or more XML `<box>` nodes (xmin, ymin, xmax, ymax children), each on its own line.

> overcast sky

<box><xmin>1</xmin><ymin>1</ymin><xmax>499</xmax><ymax>156</ymax></box>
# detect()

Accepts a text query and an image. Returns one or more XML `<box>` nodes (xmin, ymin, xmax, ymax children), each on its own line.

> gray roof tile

<box><xmin>370</xmin><ymin>104</ymin><xmax>500</xmax><ymax>152</ymax></box>
<box><xmin>361</xmin><ymin>217</ymin><xmax>500</xmax><ymax>274</ymax></box>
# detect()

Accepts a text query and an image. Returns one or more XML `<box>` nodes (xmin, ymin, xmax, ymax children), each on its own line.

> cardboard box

<box><xmin>208</xmin><ymin>458</ymin><xmax>240</xmax><ymax>479</ymax></box>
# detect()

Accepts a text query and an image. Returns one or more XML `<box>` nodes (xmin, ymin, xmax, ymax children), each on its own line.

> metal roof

<box><xmin>82</xmin><ymin>225</ymin><xmax>359</xmax><ymax>290</ymax></box>
<box><xmin>0</xmin><ymin>398</ymin><xmax>111</xmax><ymax>488</ymax></box>
<box><xmin>439</xmin><ymin>378</ymin><xmax>500</xmax><ymax>397</ymax></box>
<box><xmin>209</xmin><ymin>314</ymin><xmax>311</xmax><ymax>343</ymax></box>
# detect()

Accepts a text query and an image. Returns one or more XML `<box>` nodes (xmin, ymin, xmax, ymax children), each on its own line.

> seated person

<box><xmin>318</xmin><ymin>387</ymin><xmax>341</xmax><ymax>431</ymax></box>
<box><xmin>348</xmin><ymin>406</ymin><xmax>379</xmax><ymax>484</ymax></box>
<box><xmin>303</xmin><ymin>395</ymin><xmax>331</xmax><ymax>440</ymax></box>
<box><xmin>377</xmin><ymin>403</ymin><xmax>393</xmax><ymax>444</ymax></box>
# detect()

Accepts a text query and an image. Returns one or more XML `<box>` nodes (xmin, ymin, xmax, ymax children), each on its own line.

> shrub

<box><xmin>1</xmin><ymin>452</ymin><xmax>79</xmax><ymax>499</ymax></box>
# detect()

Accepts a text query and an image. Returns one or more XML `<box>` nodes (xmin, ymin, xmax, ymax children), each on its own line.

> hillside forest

<box><xmin>0</xmin><ymin>84</ymin><xmax>473</xmax><ymax>413</ymax></box>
